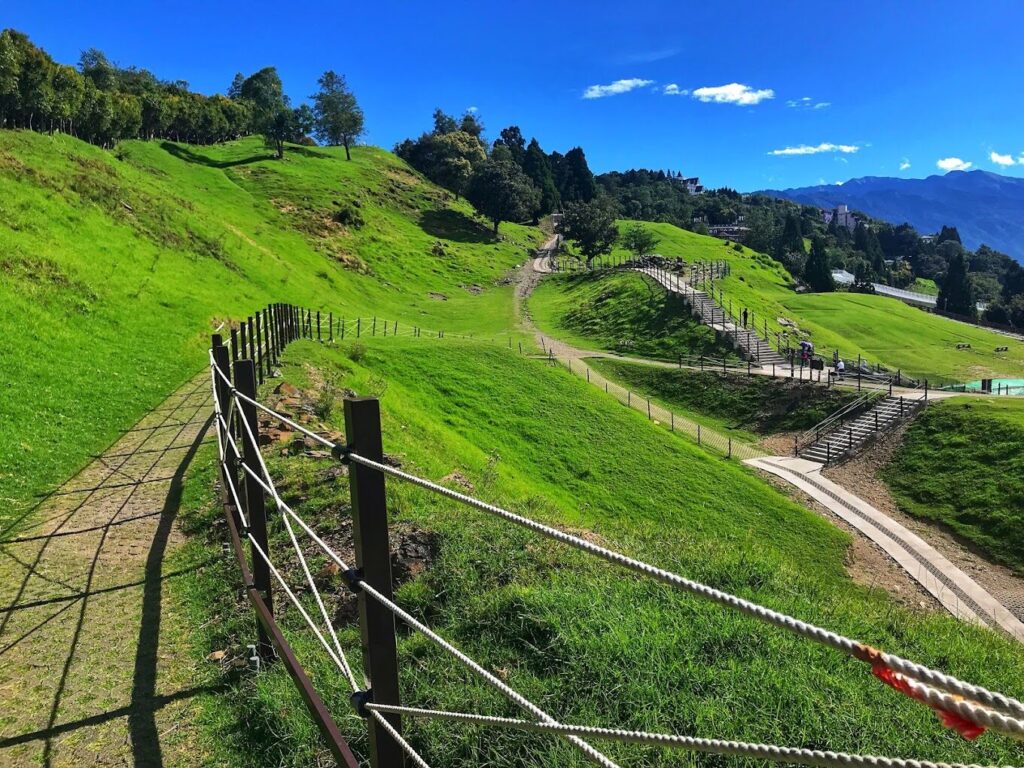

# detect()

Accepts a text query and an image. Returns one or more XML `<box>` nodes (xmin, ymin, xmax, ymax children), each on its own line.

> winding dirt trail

<box><xmin>0</xmin><ymin>375</ymin><xmax>214</xmax><ymax>767</ymax></box>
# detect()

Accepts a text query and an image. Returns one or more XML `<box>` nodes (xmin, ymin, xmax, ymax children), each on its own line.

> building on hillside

<box><xmin>683</xmin><ymin>177</ymin><xmax>704</xmax><ymax>194</ymax></box>
<box><xmin>822</xmin><ymin>204</ymin><xmax>858</xmax><ymax>231</ymax></box>
<box><xmin>707</xmin><ymin>224</ymin><xmax>750</xmax><ymax>241</ymax></box>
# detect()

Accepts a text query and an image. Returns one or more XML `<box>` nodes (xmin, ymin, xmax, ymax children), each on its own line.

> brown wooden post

<box><xmin>343</xmin><ymin>398</ymin><xmax>404</xmax><ymax>767</ymax></box>
<box><xmin>235</xmin><ymin>359</ymin><xmax>274</xmax><ymax>661</ymax></box>
<box><xmin>329</xmin><ymin>312</ymin><xmax>334</xmax><ymax>342</ymax></box>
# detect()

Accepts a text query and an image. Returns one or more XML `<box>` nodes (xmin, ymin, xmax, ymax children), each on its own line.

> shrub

<box><xmin>347</xmin><ymin>342</ymin><xmax>367</xmax><ymax>362</ymax></box>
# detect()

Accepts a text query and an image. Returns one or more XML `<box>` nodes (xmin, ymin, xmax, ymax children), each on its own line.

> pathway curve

<box><xmin>520</xmin><ymin>256</ymin><xmax>1024</xmax><ymax>641</ymax></box>
<box><xmin>746</xmin><ymin>456</ymin><xmax>1024</xmax><ymax>641</ymax></box>
<box><xmin>0</xmin><ymin>375</ymin><xmax>214</xmax><ymax>767</ymax></box>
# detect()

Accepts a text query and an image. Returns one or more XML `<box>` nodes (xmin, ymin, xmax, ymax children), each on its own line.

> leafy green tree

<box><xmin>78</xmin><ymin>48</ymin><xmax>116</xmax><ymax>91</ymax></box>
<box><xmin>937</xmin><ymin>244</ymin><xmax>976</xmax><ymax>317</ymax></box>
<box><xmin>621</xmin><ymin>223</ymin><xmax>658</xmax><ymax>258</ymax></box>
<box><xmin>264</xmin><ymin>105</ymin><xmax>311</xmax><ymax>159</ymax></box>
<box><xmin>937</xmin><ymin>225</ymin><xmax>961</xmax><ymax>245</ymax></box>
<box><xmin>227</xmin><ymin>72</ymin><xmax>245</xmax><ymax>100</ymax></box>
<box><xmin>776</xmin><ymin>213</ymin><xmax>803</xmax><ymax>256</ymax></box>
<box><xmin>465</xmin><ymin>160</ymin><xmax>539</xmax><ymax>233</ymax></box>
<box><xmin>0</xmin><ymin>29</ymin><xmax>22</xmax><ymax>128</ymax></box>
<box><xmin>854</xmin><ymin>222</ymin><xmax>885</xmax><ymax>277</ymax></box>
<box><xmin>805</xmin><ymin>237</ymin><xmax>835</xmax><ymax>292</ymax></box>
<box><xmin>432</xmin><ymin>131</ymin><xmax>486</xmax><ymax>199</ymax></box>
<box><xmin>522</xmin><ymin>137</ymin><xmax>559</xmax><ymax>222</ymax></box>
<box><xmin>561</xmin><ymin>196</ymin><xmax>619</xmax><ymax>265</ymax></box>
<box><xmin>311</xmin><ymin>70</ymin><xmax>364</xmax><ymax>160</ymax></box>
<box><xmin>240</xmin><ymin>66</ymin><xmax>287</xmax><ymax>125</ymax></box>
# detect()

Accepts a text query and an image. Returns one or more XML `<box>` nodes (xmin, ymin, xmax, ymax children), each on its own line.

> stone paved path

<box><xmin>747</xmin><ymin>456</ymin><xmax>1024</xmax><ymax>642</ymax></box>
<box><xmin>0</xmin><ymin>375</ymin><xmax>214</xmax><ymax>767</ymax></box>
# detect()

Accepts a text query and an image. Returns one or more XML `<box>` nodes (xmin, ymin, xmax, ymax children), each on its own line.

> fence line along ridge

<box><xmin>207</xmin><ymin>302</ymin><xmax>1024</xmax><ymax>768</ymax></box>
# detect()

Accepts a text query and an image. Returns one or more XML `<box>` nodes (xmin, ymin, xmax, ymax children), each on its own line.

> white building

<box><xmin>822</xmin><ymin>204</ymin><xmax>858</xmax><ymax>231</ymax></box>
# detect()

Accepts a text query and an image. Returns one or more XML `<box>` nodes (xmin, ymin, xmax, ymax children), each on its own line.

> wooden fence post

<box><xmin>235</xmin><ymin>359</ymin><xmax>274</xmax><ymax>662</ymax></box>
<box><xmin>344</xmin><ymin>398</ymin><xmax>404</xmax><ymax>767</ymax></box>
<box><xmin>329</xmin><ymin>312</ymin><xmax>334</xmax><ymax>342</ymax></box>
<box><xmin>317</xmin><ymin>311</ymin><xmax>322</xmax><ymax>342</ymax></box>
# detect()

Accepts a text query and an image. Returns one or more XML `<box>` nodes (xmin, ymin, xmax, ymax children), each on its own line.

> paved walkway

<box><xmin>747</xmin><ymin>456</ymin><xmax>1024</xmax><ymax>642</ymax></box>
<box><xmin>0</xmin><ymin>375</ymin><xmax>214</xmax><ymax>767</ymax></box>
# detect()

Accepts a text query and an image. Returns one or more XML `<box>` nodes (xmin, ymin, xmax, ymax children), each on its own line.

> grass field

<box><xmin>588</xmin><ymin>358</ymin><xmax>864</xmax><ymax>441</ymax></box>
<box><xmin>171</xmin><ymin>338</ymin><xmax>1024</xmax><ymax>766</ymax></box>
<box><xmin>882</xmin><ymin>396</ymin><xmax>1024</xmax><ymax>572</ymax></box>
<box><xmin>528</xmin><ymin>270</ymin><xmax>739</xmax><ymax>360</ymax></box>
<box><xmin>0</xmin><ymin>131</ymin><xmax>540</xmax><ymax>533</ymax></box>
<box><xmin>606</xmin><ymin>221</ymin><xmax>1024</xmax><ymax>383</ymax></box>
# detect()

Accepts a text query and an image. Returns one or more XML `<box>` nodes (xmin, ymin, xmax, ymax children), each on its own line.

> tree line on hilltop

<box><xmin>0</xmin><ymin>29</ymin><xmax>364</xmax><ymax>158</ymax></box>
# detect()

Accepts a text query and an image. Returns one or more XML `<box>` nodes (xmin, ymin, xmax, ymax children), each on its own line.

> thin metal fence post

<box><xmin>235</xmin><ymin>359</ymin><xmax>274</xmax><ymax>661</ymax></box>
<box><xmin>255</xmin><ymin>314</ymin><xmax>264</xmax><ymax>385</ymax></box>
<box><xmin>212</xmin><ymin>338</ymin><xmax>238</xmax><ymax>529</ymax></box>
<box><xmin>343</xmin><ymin>398</ymin><xmax>404</xmax><ymax>767</ymax></box>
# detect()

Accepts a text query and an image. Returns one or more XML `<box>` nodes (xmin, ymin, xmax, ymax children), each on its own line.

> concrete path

<box><xmin>747</xmin><ymin>455</ymin><xmax>1024</xmax><ymax>642</ymax></box>
<box><xmin>0</xmin><ymin>375</ymin><xmax>214</xmax><ymax>767</ymax></box>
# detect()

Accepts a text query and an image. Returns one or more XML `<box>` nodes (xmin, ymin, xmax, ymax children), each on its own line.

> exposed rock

<box><xmin>274</xmin><ymin>382</ymin><xmax>299</xmax><ymax>396</ymax></box>
<box><xmin>441</xmin><ymin>471</ymin><xmax>475</xmax><ymax>493</ymax></box>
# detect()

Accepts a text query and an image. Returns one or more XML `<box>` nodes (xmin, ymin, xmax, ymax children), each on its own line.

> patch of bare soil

<box><xmin>754</xmin><ymin>469</ymin><xmax>940</xmax><ymax>614</ymax></box>
<box><xmin>759</xmin><ymin>431</ymin><xmax>801</xmax><ymax>457</ymax></box>
<box><xmin>823</xmin><ymin>424</ymin><xmax>1024</xmax><ymax>621</ymax></box>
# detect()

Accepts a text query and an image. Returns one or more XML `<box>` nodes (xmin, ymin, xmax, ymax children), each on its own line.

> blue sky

<box><xmin>6</xmin><ymin>0</ymin><xmax>1024</xmax><ymax>190</ymax></box>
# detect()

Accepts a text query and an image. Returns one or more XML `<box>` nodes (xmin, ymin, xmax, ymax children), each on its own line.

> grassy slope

<box><xmin>0</xmin><ymin>132</ymin><xmax>540</xmax><ymax>530</ymax></box>
<box><xmin>882</xmin><ymin>396</ymin><xmax>1024</xmax><ymax>572</ymax></box>
<box><xmin>609</xmin><ymin>221</ymin><xmax>1024</xmax><ymax>383</ymax></box>
<box><xmin>588</xmin><ymin>358</ymin><xmax>864</xmax><ymax>441</ymax></box>
<box><xmin>529</xmin><ymin>270</ymin><xmax>739</xmax><ymax>360</ymax></box>
<box><xmin>173</xmin><ymin>339</ymin><xmax>1024</xmax><ymax>767</ymax></box>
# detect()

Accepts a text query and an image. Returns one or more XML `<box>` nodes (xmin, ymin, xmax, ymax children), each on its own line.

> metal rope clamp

<box><xmin>350</xmin><ymin>688</ymin><xmax>374</xmax><ymax>718</ymax></box>
<box><xmin>342</xmin><ymin>567</ymin><xmax>364</xmax><ymax>594</ymax></box>
<box><xmin>331</xmin><ymin>443</ymin><xmax>352</xmax><ymax>465</ymax></box>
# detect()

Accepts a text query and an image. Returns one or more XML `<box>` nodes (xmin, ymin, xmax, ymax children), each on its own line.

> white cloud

<box><xmin>692</xmin><ymin>82</ymin><xmax>774</xmax><ymax>106</ymax></box>
<box><xmin>582</xmin><ymin>78</ymin><xmax>654</xmax><ymax>99</ymax></box>
<box><xmin>466</xmin><ymin>106</ymin><xmax>478</xmax><ymax>114</ymax></box>
<box><xmin>623</xmin><ymin>48</ymin><xmax>679</xmax><ymax>64</ymax></box>
<box><xmin>990</xmin><ymin>151</ymin><xmax>1016</xmax><ymax>167</ymax></box>
<box><xmin>768</xmin><ymin>143</ymin><xmax>861</xmax><ymax>156</ymax></box>
<box><xmin>899</xmin><ymin>159</ymin><xmax>911</xmax><ymax>171</ymax></box>
<box><xmin>937</xmin><ymin>157</ymin><xmax>972</xmax><ymax>172</ymax></box>
<box><xmin>786</xmin><ymin>96</ymin><xmax>829</xmax><ymax>110</ymax></box>
<box><xmin>662</xmin><ymin>83</ymin><xmax>688</xmax><ymax>96</ymax></box>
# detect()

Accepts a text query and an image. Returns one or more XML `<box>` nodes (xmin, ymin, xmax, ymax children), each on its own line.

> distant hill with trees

<box><xmin>762</xmin><ymin>171</ymin><xmax>1024</xmax><ymax>264</ymax></box>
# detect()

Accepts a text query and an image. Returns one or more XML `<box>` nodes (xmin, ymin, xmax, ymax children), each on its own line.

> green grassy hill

<box><xmin>529</xmin><ymin>270</ymin><xmax>739</xmax><ymax>360</ymax></box>
<box><xmin>0</xmin><ymin>131</ymin><xmax>540</xmax><ymax>531</ymax></box>
<box><xmin>601</xmin><ymin>221</ymin><xmax>1024</xmax><ymax>383</ymax></box>
<box><xmin>882</xmin><ymin>396</ymin><xmax>1024</xmax><ymax>572</ymax></box>
<box><xmin>173</xmin><ymin>338</ymin><xmax>1024</xmax><ymax>766</ymax></box>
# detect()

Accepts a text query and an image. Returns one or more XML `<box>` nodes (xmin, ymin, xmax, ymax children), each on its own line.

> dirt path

<box><xmin>0</xmin><ymin>375</ymin><xmax>214</xmax><ymax>767</ymax></box>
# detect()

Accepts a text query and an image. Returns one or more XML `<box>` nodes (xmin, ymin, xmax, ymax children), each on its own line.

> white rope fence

<box><xmin>209</xmin><ymin>342</ymin><xmax>1024</xmax><ymax>768</ymax></box>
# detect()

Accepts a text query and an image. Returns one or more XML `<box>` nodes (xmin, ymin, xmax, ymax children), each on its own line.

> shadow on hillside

<box><xmin>286</xmin><ymin>144</ymin><xmax>336</xmax><ymax>160</ymax></box>
<box><xmin>160</xmin><ymin>142</ymin><xmax>274</xmax><ymax>169</ymax></box>
<box><xmin>419</xmin><ymin>208</ymin><xmax>495</xmax><ymax>244</ymax></box>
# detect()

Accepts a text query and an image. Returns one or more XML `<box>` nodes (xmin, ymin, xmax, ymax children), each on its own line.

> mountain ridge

<box><xmin>761</xmin><ymin>170</ymin><xmax>1024</xmax><ymax>262</ymax></box>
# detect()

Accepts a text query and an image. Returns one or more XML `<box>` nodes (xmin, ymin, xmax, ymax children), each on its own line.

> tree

<box><xmin>465</xmin><ymin>160</ymin><xmax>539</xmax><ymax>234</ymax></box>
<box><xmin>854</xmin><ymin>222</ymin><xmax>885</xmax><ymax>276</ymax></box>
<box><xmin>310</xmin><ymin>70</ymin><xmax>364</xmax><ymax>159</ymax></box>
<box><xmin>227</xmin><ymin>72</ymin><xmax>245</xmax><ymax>100</ymax></box>
<box><xmin>557</xmin><ymin>147</ymin><xmax>596</xmax><ymax>203</ymax></box>
<box><xmin>79</xmin><ymin>48</ymin><xmax>116</xmax><ymax>91</ymax></box>
<box><xmin>459</xmin><ymin>110</ymin><xmax>483</xmax><ymax>138</ymax></box>
<box><xmin>240</xmin><ymin>66</ymin><xmax>287</xmax><ymax>126</ymax></box>
<box><xmin>0</xmin><ymin>29</ymin><xmax>22</xmax><ymax>128</ymax></box>
<box><xmin>561</xmin><ymin>196</ymin><xmax>619</xmax><ymax>265</ymax></box>
<box><xmin>776</xmin><ymin>213</ymin><xmax>803</xmax><ymax>257</ymax></box>
<box><xmin>432</xmin><ymin>108</ymin><xmax>457</xmax><ymax>135</ymax></box>
<box><xmin>432</xmin><ymin>131</ymin><xmax>486</xmax><ymax>199</ymax></box>
<box><xmin>621</xmin><ymin>223</ymin><xmax>658</xmax><ymax>258</ymax></box>
<box><xmin>494</xmin><ymin>125</ymin><xmax>525</xmax><ymax>166</ymax></box>
<box><xmin>521</xmin><ymin>137</ymin><xmax>559</xmax><ymax>222</ymax></box>
<box><xmin>264</xmin><ymin>105</ymin><xmax>310</xmax><ymax>159</ymax></box>
<box><xmin>937</xmin><ymin>225</ymin><xmax>961</xmax><ymax>245</ymax></box>
<box><xmin>937</xmin><ymin>245</ymin><xmax>976</xmax><ymax>317</ymax></box>
<box><xmin>805</xmin><ymin>236</ymin><xmax>835</xmax><ymax>292</ymax></box>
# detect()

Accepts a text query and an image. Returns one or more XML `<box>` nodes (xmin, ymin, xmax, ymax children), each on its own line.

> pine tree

<box><xmin>522</xmin><ymin>138</ymin><xmax>559</xmax><ymax>222</ymax></box>
<box><xmin>937</xmin><ymin>245</ymin><xmax>976</xmax><ymax>317</ymax></box>
<box><xmin>805</xmin><ymin>237</ymin><xmax>835</xmax><ymax>292</ymax></box>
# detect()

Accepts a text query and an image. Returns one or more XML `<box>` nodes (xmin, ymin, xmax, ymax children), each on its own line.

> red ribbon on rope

<box><xmin>871</xmin><ymin>663</ymin><xmax>986</xmax><ymax>740</ymax></box>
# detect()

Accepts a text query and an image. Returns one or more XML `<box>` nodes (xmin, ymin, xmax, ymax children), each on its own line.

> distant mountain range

<box><xmin>762</xmin><ymin>170</ymin><xmax>1024</xmax><ymax>263</ymax></box>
